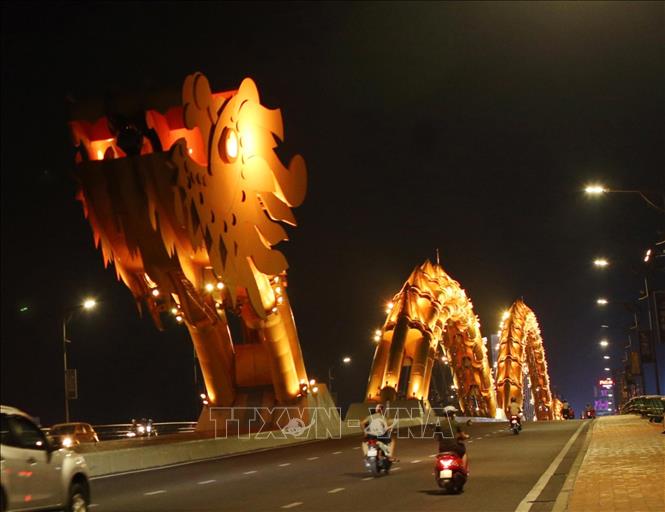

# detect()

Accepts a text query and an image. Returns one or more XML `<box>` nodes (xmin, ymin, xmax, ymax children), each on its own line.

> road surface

<box><xmin>90</xmin><ymin>420</ymin><xmax>589</xmax><ymax>511</ymax></box>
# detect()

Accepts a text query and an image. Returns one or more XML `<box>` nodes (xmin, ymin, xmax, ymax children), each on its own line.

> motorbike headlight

<box><xmin>146</xmin><ymin>425</ymin><xmax>152</xmax><ymax>432</ymax></box>
<box><xmin>62</xmin><ymin>436</ymin><xmax>73</xmax><ymax>448</ymax></box>
<box><xmin>138</xmin><ymin>426</ymin><xmax>145</xmax><ymax>433</ymax></box>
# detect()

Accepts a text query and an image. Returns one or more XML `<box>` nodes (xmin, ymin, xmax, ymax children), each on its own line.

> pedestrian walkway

<box><xmin>567</xmin><ymin>415</ymin><xmax>664</xmax><ymax>512</ymax></box>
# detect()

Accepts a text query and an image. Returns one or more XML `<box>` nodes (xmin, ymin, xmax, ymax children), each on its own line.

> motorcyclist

<box><xmin>584</xmin><ymin>404</ymin><xmax>595</xmax><ymax>419</ymax></box>
<box><xmin>561</xmin><ymin>399</ymin><xmax>571</xmax><ymax>419</ymax></box>
<box><xmin>434</xmin><ymin>409</ymin><xmax>469</xmax><ymax>469</ymax></box>
<box><xmin>508</xmin><ymin>397</ymin><xmax>522</xmax><ymax>429</ymax></box>
<box><xmin>362</xmin><ymin>404</ymin><xmax>397</xmax><ymax>461</ymax></box>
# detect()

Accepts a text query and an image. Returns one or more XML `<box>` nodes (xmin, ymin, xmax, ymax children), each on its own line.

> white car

<box><xmin>1</xmin><ymin>405</ymin><xmax>91</xmax><ymax>511</ymax></box>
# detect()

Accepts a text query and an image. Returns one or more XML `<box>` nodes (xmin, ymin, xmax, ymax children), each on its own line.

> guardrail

<box><xmin>621</xmin><ymin>395</ymin><xmax>664</xmax><ymax>422</ymax></box>
<box><xmin>43</xmin><ymin>421</ymin><xmax>197</xmax><ymax>440</ymax></box>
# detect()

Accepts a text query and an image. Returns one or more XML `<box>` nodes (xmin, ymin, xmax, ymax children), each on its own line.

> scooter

<box><xmin>363</xmin><ymin>438</ymin><xmax>392</xmax><ymax>476</ymax></box>
<box><xmin>434</xmin><ymin>451</ymin><xmax>468</xmax><ymax>494</ymax></box>
<box><xmin>510</xmin><ymin>415</ymin><xmax>522</xmax><ymax>435</ymax></box>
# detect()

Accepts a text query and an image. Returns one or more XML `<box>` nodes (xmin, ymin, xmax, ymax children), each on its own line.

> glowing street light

<box><xmin>593</xmin><ymin>258</ymin><xmax>609</xmax><ymax>268</ymax></box>
<box><xmin>585</xmin><ymin>184</ymin><xmax>607</xmax><ymax>195</ymax></box>
<box><xmin>82</xmin><ymin>298</ymin><xmax>97</xmax><ymax>310</ymax></box>
<box><xmin>596</xmin><ymin>298</ymin><xmax>608</xmax><ymax>305</ymax></box>
<box><xmin>604</xmin><ymin>367</ymin><xmax>611</xmax><ymax>371</ymax></box>
<box><xmin>603</xmin><ymin>355</ymin><xmax>610</xmax><ymax>360</ymax></box>
<box><xmin>63</xmin><ymin>298</ymin><xmax>99</xmax><ymax>422</ymax></box>
<box><xmin>644</xmin><ymin>249</ymin><xmax>652</xmax><ymax>263</ymax></box>
<box><xmin>342</xmin><ymin>356</ymin><xmax>352</xmax><ymax>364</ymax></box>
<box><xmin>584</xmin><ymin>184</ymin><xmax>665</xmax><ymax>214</ymax></box>
<box><xmin>599</xmin><ymin>340</ymin><xmax>609</xmax><ymax>348</ymax></box>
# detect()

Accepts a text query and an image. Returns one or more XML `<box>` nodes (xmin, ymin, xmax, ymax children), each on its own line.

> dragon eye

<box><xmin>220</xmin><ymin>127</ymin><xmax>239</xmax><ymax>162</ymax></box>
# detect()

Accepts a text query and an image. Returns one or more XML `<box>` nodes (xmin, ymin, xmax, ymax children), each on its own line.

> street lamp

<box><xmin>593</xmin><ymin>258</ymin><xmax>609</xmax><ymax>268</ymax></box>
<box><xmin>599</xmin><ymin>340</ymin><xmax>609</xmax><ymax>348</ymax></box>
<box><xmin>62</xmin><ymin>297</ymin><xmax>97</xmax><ymax>422</ymax></box>
<box><xmin>603</xmin><ymin>355</ymin><xmax>610</xmax><ymax>360</ymax></box>
<box><xmin>584</xmin><ymin>183</ymin><xmax>665</xmax><ymax>214</ymax></box>
<box><xmin>328</xmin><ymin>356</ymin><xmax>352</xmax><ymax>394</ymax></box>
<box><xmin>596</xmin><ymin>298</ymin><xmax>608</xmax><ymax>306</ymax></box>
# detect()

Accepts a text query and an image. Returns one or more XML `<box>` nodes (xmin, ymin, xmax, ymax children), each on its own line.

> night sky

<box><xmin>2</xmin><ymin>2</ymin><xmax>663</xmax><ymax>426</ymax></box>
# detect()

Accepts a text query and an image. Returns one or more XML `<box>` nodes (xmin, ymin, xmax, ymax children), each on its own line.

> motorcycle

<box><xmin>126</xmin><ymin>418</ymin><xmax>158</xmax><ymax>438</ymax></box>
<box><xmin>363</xmin><ymin>438</ymin><xmax>392</xmax><ymax>476</ymax></box>
<box><xmin>583</xmin><ymin>409</ymin><xmax>596</xmax><ymax>420</ymax></box>
<box><xmin>434</xmin><ymin>451</ymin><xmax>468</xmax><ymax>494</ymax></box>
<box><xmin>510</xmin><ymin>415</ymin><xmax>522</xmax><ymax>435</ymax></box>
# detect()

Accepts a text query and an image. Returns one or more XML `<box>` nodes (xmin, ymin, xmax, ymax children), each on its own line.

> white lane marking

<box><xmin>89</xmin><ymin>506</ymin><xmax>99</xmax><ymax>509</ymax></box>
<box><xmin>279</xmin><ymin>462</ymin><xmax>291</xmax><ymax>467</ymax></box>
<box><xmin>332</xmin><ymin>451</ymin><xmax>343</xmax><ymax>454</ymax></box>
<box><xmin>468</xmin><ymin>440</ymin><xmax>473</xmax><ymax>443</ymax></box>
<box><xmin>515</xmin><ymin>421</ymin><xmax>586</xmax><ymax>512</ymax></box>
<box><xmin>243</xmin><ymin>470</ymin><xmax>258</xmax><ymax>475</ymax></box>
<box><xmin>198</xmin><ymin>479</ymin><xmax>216</xmax><ymax>485</ymax></box>
<box><xmin>411</xmin><ymin>459</ymin><xmax>422</xmax><ymax>463</ymax></box>
<box><xmin>328</xmin><ymin>487</ymin><xmax>345</xmax><ymax>494</ymax></box>
<box><xmin>281</xmin><ymin>502</ymin><xmax>303</xmax><ymax>509</ymax></box>
<box><xmin>392</xmin><ymin>466</ymin><xmax>401</xmax><ymax>471</ymax></box>
<box><xmin>352</xmin><ymin>446</ymin><xmax>360</xmax><ymax>450</ymax></box>
<box><xmin>307</xmin><ymin>456</ymin><xmax>319</xmax><ymax>461</ymax></box>
<box><xmin>144</xmin><ymin>490</ymin><xmax>166</xmax><ymax>496</ymax></box>
<box><xmin>429</xmin><ymin>454</ymin><xmax>437</xmax><ymax>457</ymax></box>
<box><xmin>362</xmin><ymin>476</ymin><xmax>374</xmax><ymax>481</ymax></box>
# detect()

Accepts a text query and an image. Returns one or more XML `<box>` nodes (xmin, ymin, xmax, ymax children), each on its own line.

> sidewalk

<box><xmin>567</xmin><ymin>415</ymin><xmax>664</xmax><ymax>512</ymax></box>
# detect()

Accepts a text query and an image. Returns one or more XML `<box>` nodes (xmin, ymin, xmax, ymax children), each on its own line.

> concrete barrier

<box><xmin>81</xmin><ymin>387</ymin><xmax>439</xmax><ymax>477</ymax></box>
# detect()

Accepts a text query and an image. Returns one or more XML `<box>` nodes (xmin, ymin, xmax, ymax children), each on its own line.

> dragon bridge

<box><xmin>495</xmin><ymin>299</ymin><xmax>556</xmax><ymax>420</ymax></box>
<box><xmin>366</xmin><ymin>260</ymin><xmax>497</xmax><ymax>417</ymax></box>
<box><xmin>69</xmin><ymin>73</ymin><xmax>311</xmax><ymax>424</ymax></box>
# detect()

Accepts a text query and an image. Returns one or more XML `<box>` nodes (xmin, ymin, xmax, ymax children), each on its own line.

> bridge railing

<box><xmin>43</xmin><ymin>421</ymin><xmax>197</xmax><ymax>440</ymax></box>
<box><xmin>621</xmin><ymin>395</ymin><xmax>664</xmax><ymax>422</ymax></box>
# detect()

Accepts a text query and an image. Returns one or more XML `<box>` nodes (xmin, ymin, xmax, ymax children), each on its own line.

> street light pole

<box><xmin>62</xmin><ymin>298</ymin><xmax>97</xmax><ymax>423</ymax></box>
<box><xmin>62</xmin><ymin>315</ymin><xmax>71</xmax><ymax>423</ymax></box>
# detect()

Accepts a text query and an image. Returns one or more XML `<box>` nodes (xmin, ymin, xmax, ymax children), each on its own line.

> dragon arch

<box><xmin>495</xmin><ymin>299</ymin><xmax>557</xmax><ymax>420</ymax></box>
<box><xmin>366</xmin><ymin>260</ymin><xmax>497</xmax><ymax>417</ymax></box>
<box><xmin>68</xmin><ymin>73</ymin><xmax>314</xmax><ymax>429</ymax></box>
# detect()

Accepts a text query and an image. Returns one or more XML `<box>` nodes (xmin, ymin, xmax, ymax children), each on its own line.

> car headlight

<box><xmin>138</xmin><ymin>426</ymin><xmax>145</xmax><ymax>433</ymax></box>
<box><xmin>62</xmin><ymin>436</ymin><xmax>73</xmax><ymax>448</ymax></box>
<box><xmin>146</xmin><ymin>425</ymin><xmax>152</xmax><ymax>432</ymax></box>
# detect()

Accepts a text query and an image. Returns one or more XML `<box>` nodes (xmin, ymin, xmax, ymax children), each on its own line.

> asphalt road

<box><xmin>90</xmin><ymin>420</ymin><xmax>589</xmax><ymax>512</ymax></box>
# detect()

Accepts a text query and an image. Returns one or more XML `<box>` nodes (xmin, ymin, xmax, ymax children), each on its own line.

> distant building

<box><xmin>594</xmin><ymin>377</ymin><xmax>615</xmax><ymax>416</ymax></box>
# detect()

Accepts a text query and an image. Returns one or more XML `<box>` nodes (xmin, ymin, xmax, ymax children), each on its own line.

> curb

<box><xmin>551</xmin><ymin>420</ymin><xmax>595</xmax><ymax>512</ymax></box>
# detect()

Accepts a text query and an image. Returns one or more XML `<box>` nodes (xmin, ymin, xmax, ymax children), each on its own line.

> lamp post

<box><xmin>328</xmin><ymin>356</ymin><xmax>352</xmax><ymax>394</ymax></box>
<box><xmin>62</xmin><ymin>298</ymin><xmax>97</xmax><ymax>422</ymax></box>
<box><xmin>584</xmin><ymin>184</ymin><xmax>665</xmax><ymax>215</ymax></box>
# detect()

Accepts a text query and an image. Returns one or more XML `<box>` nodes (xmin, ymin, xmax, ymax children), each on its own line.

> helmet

<box><xmin>375</xmin><ymin>404</ymin><xmax>385</xmax><ymax>414</ymax></box>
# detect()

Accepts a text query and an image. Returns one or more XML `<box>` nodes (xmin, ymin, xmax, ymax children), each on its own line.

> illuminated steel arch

<box><xmin>69</xmin><ymin>73</ymin><xmax>311</xmax><ymax>414</ymax></box>
<box><xmin>495</xmin><ymin>299</ymin><xmax>555</xmax><ymax>420</ymax></box>
<box><xmin>366</xmin><ymin>260</ymin><xmax>497</xmax><ymax>417</ymax></box>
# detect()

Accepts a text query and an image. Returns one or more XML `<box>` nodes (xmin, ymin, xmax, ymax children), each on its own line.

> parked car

<box><xmin>1</xmin><ymin>405</ymin><xmax>91</xmax><ymax>512</ymax></box>
<box><xmin>49</xmin><ymin>422</ymin><xmax>99</xmax><ymax>448</ymax></box>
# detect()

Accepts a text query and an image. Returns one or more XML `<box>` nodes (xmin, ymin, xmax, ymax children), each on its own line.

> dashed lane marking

<box><xmin>243</xmin><ymin>470</ymin><xmax>258</xmax><ymax>475</ymax></box>
<box><xmin>279</xmin><ymin>463</ymin><xmax>291</xmax><ymax>467</ymax></box>
<box><xmin>332</xmin><ymin>451</ymin><xmax>343</xmax><ymax>454</ymax></box>
<box><xmin>392</xmin><ymin>467</ymin><xmax>401</xmax><ymax>471</ymax></box>
<box><xmin>362</xmin><ymin>476</ymin><xmax>374</xmax><ymax>481</ymax></box>
<box><xmin>328</xmin><ymin>488</ymin><xmax>345</xmax><ymax>494</ymax></box>
<box><xmin>198</xmin><ymin>480</ymin><xmax>216</xmax><ymax>485</ymax></box>
<box><xmin>281</xmin><ymin>502</ymin><xmax>303</xmax><ymax>509</ymax></box>
<box><xmin>352</xmin><ymin>446</ymin><xmax>360</xmax><ymax>450</ymax></box>
<box><xmin>307</xmin><ymin>456</ymin><xmax>319</xmax><ymax>461</ymax></box>
<box><xmin>89</xmin><ymin>505</ymin><xmax>99</xmax><ymax>509</ymax></box>
<box><xmin>411</xmin><ymin>459</ymin><xmax>422</xmax><ymax>463</ymax></box>
<box><xmin>144</xmin><ymin>490</ymin><xmax>166</xmax><ymax>496</ymax></box>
